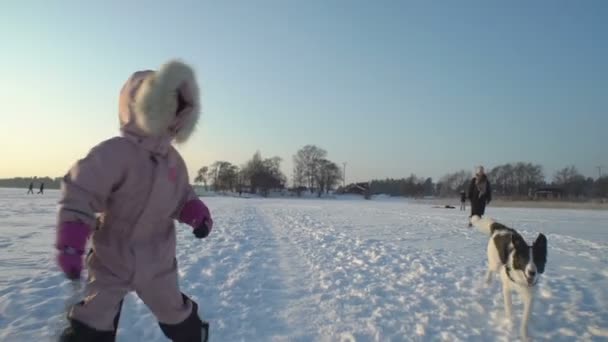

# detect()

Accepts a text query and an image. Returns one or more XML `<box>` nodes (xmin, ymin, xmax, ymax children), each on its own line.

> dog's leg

<box><xmin>502</xmin><ymin>280</ymin><xmax>512</xmax><ymax>319</ymax></box>
<box><xmin>486</xmin><ymin>240</ymin><xmax>500</xmax><ymax>287</ymax></box>
<box><xmin>485</xmin><ymin>269</ymin><xmax>493</xmax><ymax>285</ymax></box>
<box><xmin>502</xmin><ymin>285</ymin><xmax>512</xmax><ymax>317</ymax></box>
<box><xmin>520</xmin><ymin>288</ymin><xmax>534</xmax><ymax>339</ymax></box>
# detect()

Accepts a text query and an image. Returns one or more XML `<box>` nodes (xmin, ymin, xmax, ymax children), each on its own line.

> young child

<box><xmin>56</xmin><ymin>60</ymin><xmax>212</xmax><ymax>342</ymax></box>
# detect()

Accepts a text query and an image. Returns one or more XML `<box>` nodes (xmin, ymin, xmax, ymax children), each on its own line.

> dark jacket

<box><xmin>468</xmin><ymin>174</ymin><xmax>491</xmax><ymax>204</ymax></box>
<box><xmin>468</xmin><ymin>174</ymin><xmax>491</xmax><ymax>216</ymax></box>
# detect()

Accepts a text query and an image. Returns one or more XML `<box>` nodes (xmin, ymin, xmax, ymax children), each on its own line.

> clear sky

<box><xmin>1</xmin><ymin>1</ymin><xmax>606</xmax><ymax>183</ymax></box>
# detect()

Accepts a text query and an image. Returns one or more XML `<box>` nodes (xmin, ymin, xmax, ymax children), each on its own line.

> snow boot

<box><xmin>59</xmin><ymin>319</ymin><xmax>116</xmax><ymax>342</ymax></box>
<box><xmin>59</xmin><ymin>300</ymin><xmax>123</xmax><ymax>342</ymax></box>
<box><xmin>159</xmin><ymin>295</ymin><xmax>209</xmax><ymax>342</ymax></box>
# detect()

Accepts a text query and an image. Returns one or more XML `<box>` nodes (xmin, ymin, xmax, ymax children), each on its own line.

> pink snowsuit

<box><xmin>56</xmin><ymin>61</ymin><xmax>211</xmax><ymax>337</ymax></box>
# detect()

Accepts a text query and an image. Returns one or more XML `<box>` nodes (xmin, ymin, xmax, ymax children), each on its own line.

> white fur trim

<box><xmin>134</xmin><ymin>60</ymin><xmax>200</xmax><ymax>143</ymax></box>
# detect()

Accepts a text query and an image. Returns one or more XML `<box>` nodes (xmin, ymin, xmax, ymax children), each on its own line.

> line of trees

<box><xmin>193</xmin><ymin>152</ymin><xmax>607</xmax><ymax>199</ymax></box>
<box><xmin>551</xmin><ymin>165</ymin><xmax>601</xmax><ymax>198</ymax></box>
<box><xmin>370</xmin><ymin>175</ymin><xmax>434</xmax><ymax>197</ymax></box>
<box><xmin>1</xmin><ymin>161</ymin><xmax>605</xmax><ymax>200</ymax></box>
<box><xmin>489</xmin><ymin>163</ymin><xmax>606</xmax><ymax>199</ymax></box>
<box><xmin>194</xmin><ymin>145</ymin><xmax>343</xmax><ymax>197</ymax></box>
<box><xmin>436</xmin><ymin>170</ymin><xmax>471</xmax><ymax>197</ymax></box>
<box><xmin>488</xmin><ymin>162</ymin><xmax>545</xmax><ymax>197</ymax></box>
<box><xmin>194</xmin><ymin>151</ymin><xmax>287</xmax><ymax>197</ymax></box>
<box><xmin>369</xmin><ymin>163</ymin><xmax>608</xmax><ymax>199</ymax></box>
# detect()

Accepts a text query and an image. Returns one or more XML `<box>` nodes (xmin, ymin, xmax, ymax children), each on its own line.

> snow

<box><xmin>0</xmin><ymin>188</ymin><xmax>607</xmax><ymax>341</ymax></box>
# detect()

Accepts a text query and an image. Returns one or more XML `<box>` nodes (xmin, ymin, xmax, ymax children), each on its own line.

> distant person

<box><xmin>27</xmin><ymin>182</ymin><xmax>34</xmax><ymax>194</ymax></box>
<box><xmin>460</xmin><ymin>191</ymin><xmax>466</xmax><ymax>211</ymax></box>
<box><xmin>38</xmin><ymin>182</ymin><xmax>44</xmax><ymax>194</ymax></box>
<box><xmin>468</xmin><ymin>166</ymin><xmax>491</xmax><ymax>226</ymax></box>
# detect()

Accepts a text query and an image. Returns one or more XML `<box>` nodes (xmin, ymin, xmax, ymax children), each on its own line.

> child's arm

<box><xmin>56</xmin><ymin>138</ymin><xmax>128</xmax><ymax>278</ymax></box>
<box><xmin>172</xmin><ymin>157</ymin><xmax>213</xmax><ymax>238</ymax></box>
<box><xmin>178</xmin><ymin>185</ymin><xmax>213</xmax><ymax>238</ymax></box>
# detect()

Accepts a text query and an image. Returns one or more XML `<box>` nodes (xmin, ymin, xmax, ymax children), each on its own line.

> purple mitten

<box><xmin>179</xmin><ymin>199</ymin><xmax>213</xmax><ymax>237</ymax></box>
<box><xmin>56</xmin><ymin>221</ymin><xmax>91</xmax><ymax>279</ymax></box>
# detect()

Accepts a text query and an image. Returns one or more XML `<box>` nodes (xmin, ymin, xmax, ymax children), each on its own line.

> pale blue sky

<box><xmin>1</xmin><ymin>1</ymin><xmax>606</xmax><ymax>182</ymax></box>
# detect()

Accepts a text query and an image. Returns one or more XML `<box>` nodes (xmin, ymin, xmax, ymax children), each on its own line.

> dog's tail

<box><xmin>470</xmin><ymin>215</ymin><xmax>495</xmax><ymax>236</ymax></box>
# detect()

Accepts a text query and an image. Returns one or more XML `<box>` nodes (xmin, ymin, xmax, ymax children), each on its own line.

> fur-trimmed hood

<box><xmin>118</xmin><ymin>60</ymin><xmax>201</xmax><ymax>150</ymax></box>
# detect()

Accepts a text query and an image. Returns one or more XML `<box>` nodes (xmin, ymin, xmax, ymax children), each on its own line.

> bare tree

<box><xmin>553</xmin><ymin>165</ymin><xmax>591</xmax><ymax>198</ymax></box>
<box><xmin>596</xmin><ymin>176</ymin><xmax>608</xmax><ymax>198</ymax></box>
<box><xmin>210</xmin><ymin>161</ymin><xmax>238</xmax><ymax>192</ymax></box>
<box><xmin>315</xmin><ymin>159</ymin><xmax>342</xmax><ymax>197</ymax></box>
<box><xmin>489</xmin><ymin>162</ymin><xmax>544</xmax><ymax>197</ymax></box>
<box><xmin>242</xmin><ymin>152</ymin><xmax>286</xmax><ymax>196</ymax></box>
<box><xmin>242</xmin><ymin>151</ymin><xmax>265</xmax><ymax>194</ymax></box>
<box><xmin>293</xmin><ymin>145</ymin><xmax>327</xmax><ymax>193</ymax></box>
<box><xmin>292</xmin><ymin>164</ymin><xmax>307</xmax><ymax>196</ymax></box>
<box><xmin>423</xmin><ymin>177</ymin><xmax>434</xmax><ymax>196</ymax></box>
<box><xmin>553</xmin><ymin>165</ymin><xmax>580</xmax><ymax>185</ymax></box>
<box><xmin>194</xmin><ymin>166</ymin><xmax>209</xmax><ymax>191</ymax></box>
<box><xmin>438</xmin><ymin>170</ymin><xmax>470</xmax><ymax>197</ymax></box>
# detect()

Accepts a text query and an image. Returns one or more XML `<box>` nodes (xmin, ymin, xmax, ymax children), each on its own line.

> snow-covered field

<box><xmin>0</xmin><ymin>188</ymin><xmax>607</xmax><ymax>341</ymax></box>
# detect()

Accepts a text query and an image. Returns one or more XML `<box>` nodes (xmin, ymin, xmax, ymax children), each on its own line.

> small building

<box><xmin>534</xmin><ymin>187</ymin><xmax>563</xmax><ymax>200</ymax></box>
<box><xmin>338</xmin><ymin>182</ymin><xmax>371</xmax><ymax>199</ymax></box>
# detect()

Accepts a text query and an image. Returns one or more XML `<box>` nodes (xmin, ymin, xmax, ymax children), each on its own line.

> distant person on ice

<box><xmin>38</xmin><ymin>182</ymin><xmax>44</xmax><ymax>194</ymax></box>
<box><xmin>56</xmin><ymin>60</ymin><xmax>212</xmax><ymax>342</ymax></box>
<box><xmin>459</xmin><ymin>190</ymin><xmax>466</xmax><ymax>211</ymax></box>
<box><xmin>467</xmin><ymin>166</ymin><xmax>491</xmax><ymax>226</ymax></box>
<box><xmin>27</xmin><ymin>181</ymin><xmax>34</xmax><ymax>194</ymax></box>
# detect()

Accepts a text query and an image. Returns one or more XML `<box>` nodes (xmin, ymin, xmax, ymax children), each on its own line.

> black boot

<box><xmin>159</xmin><ymin>295</ymin><xmax>209</xmax><ymax>342</ymax></box>
<box><xmin>59</xmin><ymin>300</ymin><xmax>123</xmax><ymax>342</ymax></box>
<box><xmin>59</xmin><ymin>319</ymin><xmax>116</xmax><ymax>342</ymax></box>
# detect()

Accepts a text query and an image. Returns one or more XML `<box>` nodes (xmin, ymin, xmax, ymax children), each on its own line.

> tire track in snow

<box><xmin>259</xmin><ymin>203</ymin><xmax>508</xmax><ymax>342</ymax></box>
<box><xmin>175</xmin><ymin>200</ymin><xmax>292</xmax><ymax>341</ymax></box>
<box><xmin>259</xmin><ymin>201</ymin><xmax>608</xmax><ymax>342</ymax></box>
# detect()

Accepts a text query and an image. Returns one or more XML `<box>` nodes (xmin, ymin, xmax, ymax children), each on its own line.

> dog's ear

<box><xmin>533</xmin><ymin>233</ymin><xmax>547</xmax><ymax>274</ymax></box>
<box><xmin>511</xmin><ymin>234</ymin><xmax>528</xmax><ymax>252</ymax></box>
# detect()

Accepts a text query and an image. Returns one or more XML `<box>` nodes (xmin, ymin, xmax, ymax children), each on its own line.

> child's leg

<box><xmin>158</xmin><ymin>295</ymin><xmax>208</xmax><ymax>342</ymax></box>
<box><xmin>137</xmin><ymin>264</ymin><xmax>207</xmax><ymax>342</ymax></box>
<box><xmin>62</xmin><ymin>269</ymin><xmax>129</xmax><ymax>341</ymax></box>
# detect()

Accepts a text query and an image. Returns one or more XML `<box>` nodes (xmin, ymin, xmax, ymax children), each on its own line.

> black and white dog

<box><xmin>470</xmin><ymin>215</ymin><xmax>548</xmax><ymax>339</ymax></box>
